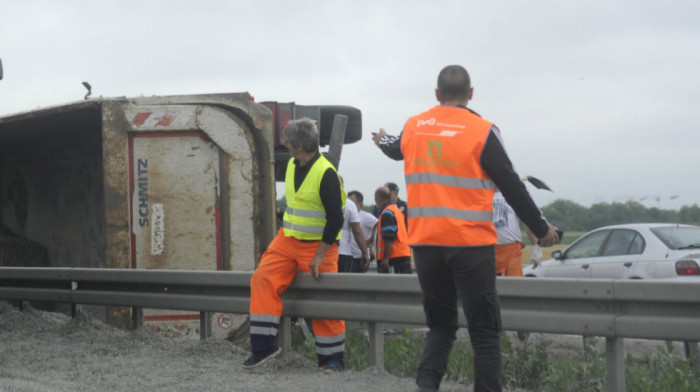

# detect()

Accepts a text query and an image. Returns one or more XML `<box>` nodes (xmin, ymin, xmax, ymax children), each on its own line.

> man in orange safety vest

<box><xmin>373</xmin><ymin>65</ymin><xmax>559</xmax><ymax>392</ymax></box>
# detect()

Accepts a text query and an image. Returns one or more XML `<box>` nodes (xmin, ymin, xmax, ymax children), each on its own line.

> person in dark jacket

<box><xmin>373</xmin><ymin>65</ymin><xmax>559</xmax><ymax>392</ymax></box>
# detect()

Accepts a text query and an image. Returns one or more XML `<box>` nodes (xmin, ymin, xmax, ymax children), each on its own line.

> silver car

<box><xmin>523</xmin><ymin>223</ymin><xmax>700</xmax><ymax>279</ymax></box>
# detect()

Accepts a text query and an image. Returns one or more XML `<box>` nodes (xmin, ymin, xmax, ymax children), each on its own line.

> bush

<box><xmin>627</xmin><ymin>342</ymin><xmax>700</xmax><ymax>392</ymax></box>
<box><xmin>501</xmin><ymin>332</ymin><xmax>553</xmax><ymax>390</ymax></box>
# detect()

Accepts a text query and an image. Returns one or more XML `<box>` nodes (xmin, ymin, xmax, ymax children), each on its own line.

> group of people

<box><xmin>338</xmin><ymin>182</ymin><xmax>413</xmax><ymax>275</ymax></box>
<box><xmin>244</xmin><ymin>65</ymin><xmax>560</xmax><ymax>392</ymax></box>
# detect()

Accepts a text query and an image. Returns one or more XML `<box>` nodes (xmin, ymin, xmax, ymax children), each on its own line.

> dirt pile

<box><xmin>0</xmin><ymin>303</ymin><xmax>471</xmax><ymax>392</ymax></box>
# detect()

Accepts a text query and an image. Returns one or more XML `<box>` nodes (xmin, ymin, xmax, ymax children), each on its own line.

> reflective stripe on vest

<box><xmin>405</xmin><ymin>172</ymin><xmax>495</xmax><ymax>191</ymax></box>
<box><xmin>282</xmin><ymin>155</ymin><xmax>345</xmax><ymax>241</ymax></box>
<box><xmin>401</xmin><ymin>106</ymin><xmax>497</xmax><ymax>246</ymax></box>
<box><xmin>285</xmin><ymin>207</ymin><xmax>326</xmax><ymax>218</ymax></box>
<box><xmin>377</xmin><ymin>204</ymin><xmax>411</xmax><ymax>260</ymax></box>
<box><xmin>407</xmin><ymin>206</ymin><xmax>493</xmax><ymax>222</ymax></box>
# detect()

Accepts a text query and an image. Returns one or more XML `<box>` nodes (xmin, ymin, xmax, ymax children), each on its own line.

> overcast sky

<box><xmin>2</xmin><ymin>1</ymin><xmax>699</xmax><ymax>211</ymax></box>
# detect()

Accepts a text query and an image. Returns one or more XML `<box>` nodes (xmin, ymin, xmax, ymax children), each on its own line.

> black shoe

<box><xmin>242</xmin><ymin>347</ymin><xmax>282</xmax><ymax>369</ymax></box>
<box><xmin>321</xmin><ymin>360</ymin><xmax>344</xmax><ymax>373</ymax></box>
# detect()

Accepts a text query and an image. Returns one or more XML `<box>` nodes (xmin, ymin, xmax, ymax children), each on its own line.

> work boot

<box><xmin>242</xmin><ymin>346</ymin><xmax>282</xmax><ymax>369</ymax></box>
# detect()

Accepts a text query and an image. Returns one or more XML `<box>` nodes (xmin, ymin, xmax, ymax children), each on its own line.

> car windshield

<box><xmin>650</xmin><ymin>226</ymin><xmax>700</xmax><ymax>250</ymax></box>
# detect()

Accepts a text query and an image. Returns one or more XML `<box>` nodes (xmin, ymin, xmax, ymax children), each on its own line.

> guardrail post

<box><xmin>606</xmin><ymin>337</ymin><xmax>625</xmax><ymax>392</ymax></box>
<box><xmin>279</xmin><ymin>317</ymin><xmax>292</xmax><ymax>354</ymax></box>
<box><xmin>132</xmin><ymin>307</ymin><xmax>143</xmax><ymax>330</ymax></box>
<box><xmin>200</xmin><ymin>312</ymin><xmax>212</xmax><ymax>340</ymax></box>
<box><xmin>684</xmin><ymin>341</ymin><xmax>700</xmax><ymax>371</ymax></box>
<box><xmin>70</xmin><ymin>281</ymin><xmax>80</xmax><ymax>317</ymax></box>
<box><xmin>368</xmin><ymin>321</ymin><xmax>384</xmax><ymax>370</ymax></box>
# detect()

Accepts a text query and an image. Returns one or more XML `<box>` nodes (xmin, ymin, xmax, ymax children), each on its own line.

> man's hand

<box><xmin>381</xmin><ymin>258</ymin><xmax>389</xmax><ymax>272</ymax></box>
<box><xmin>530</xmin><ymin>244</ymin><xmax>543</xmax><ymax>268</ymax></box>
<box><xmin>309</xmin><ymin>242</ymin><xmax>332</xmax><ymax>281</ymax></box>
<box><xmin>361</xmin><ymin>253</ymin><xmax>370</xmax><ymax>272</ymax></box>
<box><xmin>309</xmin><ymin>254</ymin><xmax>323</xmax><ymax>281</ymax></box>
<box><xmin>372</xmin><ymin>128</ymin><xmax>388</xmax><ymax>146</ymax></box>
<box><xmin>538</xmin><ymin>224</ymin><xmax>560</xmax><ymax>247</ymax></box>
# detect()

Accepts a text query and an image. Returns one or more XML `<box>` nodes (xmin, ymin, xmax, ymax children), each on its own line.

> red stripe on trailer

<box><xmin>155</xmin><ymin>114</ymin><xmax>174</xmax><ymax>126</ymax></box>
<box><xmin>216</xmin><ymin>207</ymin><xmax>222</xmax><ymax>270</ymax></box>
<box><xmin>128</xmin><ymin>136</ymin><xmax>137</xmax><ymax>269</ymax></box>
<box><xmin>144</xmin><ymin>314</ymin><xmax>201</xmax><ymax>322</ymax></box>
<box><xmin>132</xmin><ymin>112</ymin><xmax>152</xmax><ymax>127</ymax></box>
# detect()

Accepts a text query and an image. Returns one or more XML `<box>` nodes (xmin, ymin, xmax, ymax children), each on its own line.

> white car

<box><xmin>523</xmin><ymin>223</ymin><xmax>700</xmax><ymax>280</ymax></box>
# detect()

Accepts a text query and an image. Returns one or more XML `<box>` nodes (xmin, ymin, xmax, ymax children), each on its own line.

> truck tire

<box><xmin>317</xmin><ymin>105</ymin><xmax>362</xmax><ymax>146</ymax></box>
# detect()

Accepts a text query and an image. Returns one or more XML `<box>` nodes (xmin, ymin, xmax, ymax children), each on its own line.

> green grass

<box><xmin>292</xmin><ymin>327</ymin><xmax>700</xmax><ymax>391</ymax></box>
<box><xmin>626</xmin><ymin>342</ymin><xmax>700</xmax><ymax>392</ymax></box>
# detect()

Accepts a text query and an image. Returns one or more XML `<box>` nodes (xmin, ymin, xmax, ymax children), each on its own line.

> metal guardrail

<box><xmin>1</xmin><ymin>267</ymin><xmax>699</xmax><ymax>392</ymax></box>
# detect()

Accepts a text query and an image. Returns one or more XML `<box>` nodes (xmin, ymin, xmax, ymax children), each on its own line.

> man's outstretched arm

<box><xmin>373</xmin><ymin>128</ymin><xmax>404</xmax><ymax>161</ymax></box>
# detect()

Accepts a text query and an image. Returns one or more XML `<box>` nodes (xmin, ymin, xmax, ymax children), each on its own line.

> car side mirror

<box><xmin>552</xmin><ymin>250</ymin><xmax>563</xmax><ymax>260</ymax></box>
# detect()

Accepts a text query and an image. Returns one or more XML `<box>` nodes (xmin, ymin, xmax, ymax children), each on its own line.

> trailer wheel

<box><xmin>317</xmin><ymin>105</ymin><xmax>362</xmax><ymax>146</ymax></box>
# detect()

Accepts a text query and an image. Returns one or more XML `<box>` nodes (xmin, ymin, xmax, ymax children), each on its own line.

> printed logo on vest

<box><xmin>428</xmin><ymin>141</ymin><xmax>442</xmax><ymax>158</ymax></box>
<box><xmin>417</xmin><ymin>117</ymin><xmax>436</xmax><ymax>127</ymax></box>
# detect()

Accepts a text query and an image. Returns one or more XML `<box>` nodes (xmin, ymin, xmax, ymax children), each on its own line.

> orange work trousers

<box><xmin>249</xmin><ymin>229</ymin><xmax>345</xmax><ymax>366</ymax></box>
<box><xmin>494</xmin><ymin>241</ymin><xmax>524</xmax><ymax>277</ymax></box>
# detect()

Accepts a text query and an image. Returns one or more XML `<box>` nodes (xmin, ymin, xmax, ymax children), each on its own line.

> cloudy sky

<box><xmin>2</xmin><ymin>1</ymin><xmax>698</xmax><ymax>210</ymax></box>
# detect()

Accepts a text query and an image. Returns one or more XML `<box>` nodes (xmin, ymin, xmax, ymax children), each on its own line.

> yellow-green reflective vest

<box><xmin>282</xmin><ymin>155</ymin><xmax>345</xmax><ymax>241</ymax></box>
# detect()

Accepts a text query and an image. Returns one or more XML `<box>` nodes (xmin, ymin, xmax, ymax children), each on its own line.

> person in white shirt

<box><xmin>338</xmin><ymin>191</ymin><xmax>369</xmax><ymax>272</ymax></box>
<box><xmin>347</xmin><ymin>190</ymin><xmax>378</xmax><ymax>272</ymax></box>
<box><xmin>492</xmin><ymin>191</ymin><xmax>540</xmax><ymax>276</ymax></box>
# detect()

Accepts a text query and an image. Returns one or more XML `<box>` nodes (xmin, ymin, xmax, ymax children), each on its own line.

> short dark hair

<box><xmin>384</xmin><ymin>182</ymin><xmax>399</xmax><ymax>192</ymax></box>
<box><xmin>437</xmin><ymin>65</ymin><xmax>471</xmax><ymax>101</ymax></box>
<box><xmin>375</xmin><ymin>186</ymin><xmax>391</xmax><ymax>203</ymax></box>
<box><xmin>347</xmin><ymin>190</ymin><xmax>363</xmax><ymax>204</ymax></box>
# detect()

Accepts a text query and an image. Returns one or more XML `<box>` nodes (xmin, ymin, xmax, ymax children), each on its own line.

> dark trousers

<box><xmin>377</xmin><ymin>256</ymin><xmax>412</xmax><ymax>274</ymax></box>
<box><xmin>350</xmin><ymin>257</ymin><xmax>368</xmax><ymax>272</ymax></box>
<box><xmin>413</xmin><ymin>246</ymin><xmax>502</xmax><ymax>392</ymax></box>
<box><xmin>338</xmin><ymin>254</ymin><xmax>353</xmax><ymax>273</ymax></box>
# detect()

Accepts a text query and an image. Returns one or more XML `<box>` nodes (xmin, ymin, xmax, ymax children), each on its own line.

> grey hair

<box><xmin>437</xmin><ymin>65</ymin><xmax>471</xmax><ymax>101</ymax></box>
<box><xmin>283</xmin><ymin>118</ymin><xmax>319</xmax><ymax>153</ymax></box>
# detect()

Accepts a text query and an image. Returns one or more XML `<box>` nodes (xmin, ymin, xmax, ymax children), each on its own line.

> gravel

<box><xmin>0</xmin><ymin>303</ymin><xmax>474</xmax><ymax>392</ymax></box>
<box><xmin>2</xmin><ymin>302</ymin><xmax>680</xmax><ymax>391</ymax></box>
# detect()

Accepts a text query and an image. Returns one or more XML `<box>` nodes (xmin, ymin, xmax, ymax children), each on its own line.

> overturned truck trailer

<box><xmin>0</xmin><ymin>93</ymin><xmax>362</xmax><ymax>333</ymax></box>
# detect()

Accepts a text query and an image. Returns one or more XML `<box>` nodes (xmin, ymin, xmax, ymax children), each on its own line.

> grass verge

<box><xmin>292</xmin><ymin>326</ymin><xmax>700</xmax><ymax>391</ymax></box>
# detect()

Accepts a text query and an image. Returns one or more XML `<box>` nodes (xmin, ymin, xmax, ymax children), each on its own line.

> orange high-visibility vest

<box><xmin>401</xmin><ymin>106</ymin><xmax>497</xmax><ymax>246</ymax></box>
<box><xmin>377</xmin><ymin>204</ymin><xmax>411</xmax><ymax>260</ymax></box>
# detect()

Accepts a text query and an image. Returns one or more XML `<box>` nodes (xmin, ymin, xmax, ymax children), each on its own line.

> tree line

<box><xmin>277</xmin><ymin>197</ymin><xmax>700</xmax><ymax>232</ymax></box>
<box><xmin>540</xmin><ymin>199</ymin><xmax>700</xmax><ymax>231</ymax></box>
